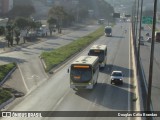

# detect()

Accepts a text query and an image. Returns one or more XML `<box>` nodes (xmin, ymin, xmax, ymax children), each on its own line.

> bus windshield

<box><xmin>89</xmin><ymin>50</ymin><xmax>104</xmax><ymax>63</ymax></box>
<box><xmin>70</xmin><ymin>66</ymin><xmax>92</xmax><ymax>83</ymax></box>
<box><xmin>105</xmin><ymin>28</ymin><xmax>112</xmax><ymax>33</ymax></box>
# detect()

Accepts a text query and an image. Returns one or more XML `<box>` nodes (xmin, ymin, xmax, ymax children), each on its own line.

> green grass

<box><xmin>0</xmin><ymin>89</ymin><xmax>12</xmax><ymax>105</ymax></box>
<box><xmin>0</xmin><ymin>63</ymin><xmax>16</xmax><ymax>82</ymax></box>
<box><xmin>41</xmin><ymin>27</ymin><xmax>104</xmax><ymax>71</ymax></box>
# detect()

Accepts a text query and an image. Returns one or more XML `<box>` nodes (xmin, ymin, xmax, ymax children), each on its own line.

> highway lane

<box><xmin>140</xmin><ymin>25</ymin><xmax>160</xmax><ymax>112</ymax></box>
<box><xmin>0</xmin><ymin>25</ymin><xmax>100</xmax><ymax>94</ymax></box>
<box><xmin>0</xmin><ymin>23</ymin><xmax>133</xmax><ymax>120</ymax></box>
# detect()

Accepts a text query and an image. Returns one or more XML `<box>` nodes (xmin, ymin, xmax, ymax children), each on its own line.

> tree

<box><xmin>14</xmin><ymin>17</ymin><xmax>41</xmax><ymax>43</ymax></box>
<box><xmin>5</xmin><ymin>24</ymin><xmax>14</xmax><ymax>47</ymax></box>
<box><xmin>48</xmin><ymin>6</ymin><xmax>68</xmax><ymax>33</ymax></box>
<box><xmin>14</xmin><ymin>28</ymin><xmax>20</xmax><ymax>45</ymax></box>
<box><xmin>7</xmin><ymin>5</ymin><xmax>35</xmax><ymax>19</ymax></box>
<box><xmin>47</xmin><ymin>17</ymin><xmax>57</xmax><ymax>36</ymax></box>
<box><xmin>0</xmin><ymin>26</ymin><xmax>5</xmax><ymax>36</ymax></box>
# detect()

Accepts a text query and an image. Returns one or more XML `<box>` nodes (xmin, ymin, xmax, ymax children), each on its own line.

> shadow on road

<box><xmin>111</xmin><ymin>36</ymin><xmax>125</xmax><ymax>39</ymax></box>
<box><xmin>0</xmin><ymin>56</ymin><xmax>27</xmax><ymax>63</ymax></box>
<box><xmin>75</xmin><ymin>82</ymin><xmax>134</xmax><ymax>110</ymax></box>
<box><xmin>100</xmin><ymin>64</ymin><xmax>133</xmax><ymax>78</ymax></box>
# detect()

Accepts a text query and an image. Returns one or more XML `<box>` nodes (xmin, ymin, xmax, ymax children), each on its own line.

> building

<box><xmin>0</xmin><ymin>0</ymin><xmax>13</xmax><ymax>15</ymax></box>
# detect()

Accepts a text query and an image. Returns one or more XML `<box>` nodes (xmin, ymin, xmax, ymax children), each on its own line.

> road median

<box><xmin>41</xmin><ymin>27</ymin><xmax>104</xmax><ymax>72</ymax></box>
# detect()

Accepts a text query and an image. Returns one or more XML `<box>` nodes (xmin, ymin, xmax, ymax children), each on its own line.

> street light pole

<box><xmin>135</xmin><ymin>0</ymin><xmax>140</xmax><ymax>50</ymax></box>
<box><xmin>146</xmin><ymin>0</ymin><xmax>158</xmax><ymax>115</ymax></box>
<box><xmin>137</xmin><ymin>0</ymin><xmax>143</xmax><ymax>75</ymax></box>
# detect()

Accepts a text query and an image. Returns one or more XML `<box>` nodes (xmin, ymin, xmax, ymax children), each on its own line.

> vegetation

<box><xmin>0</xmin><ymin>63</ymin><xmax>16</xmax><ymax>82</ymax></box>
<box><xmin>47</xmin><ymin>0</ymin><xmax>115</xmax><ymax>28</ymax></box>
<box><xmin>48</xmin><ymin>6</ymin><xmax>74</xmax><ymax>33</ymax></box>
<box><xmin>0</xmin><ymin>89</ymin><xmax>12</xmax><ymax>105</ymax></box>
<box><xmin>7</xmin><ymin>5</ymin><xmax>35</xmax><ymax>19</ymax></box>
<box><xmin>41</xmin><ymin>27</ymin><xmax>104</xmax><ymax>71</ymax></box>
<box><xmin>0</xmin><ymin>26</ymin><xmax>5</xmax><ymax>36</ymax></box>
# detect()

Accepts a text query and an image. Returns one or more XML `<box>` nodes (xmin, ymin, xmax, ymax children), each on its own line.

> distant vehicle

<box><xmin>105</xmin><ymin>26</ymin><xmax>112</xmax><ymax>37</ymax></box>
<box><xmin>140</xmin><ymin>40</ymin><xmax>145</xmax><ymax>45</ymax></box>
<box><xmin>98</xmin><ymin>19</ymin><xmax>105</xmax><ymax>24</ymax></box>
<box><xmin>139</xmin><ymin>36</ymin><xmax>144</xmax><ymax>40</ymax></box>
<box><xmin>36</xmin><ymin>25</ymin><xmax>48</xmax><ymax>37</ymax></box>
<box><xmin>68</xmin><ymin>56</ymin><xmax>99</xmax><ymax>90</ymax></box>
<box><xmin>141</xmin><ymin>26</ymin><xmax>144</xmax><ymax>30</ymax></box>
<box><xmin>110</xmin><ymin>71</ymin><xmax>123</xmax><ymax>85</ymax></box>
<box><xmin>155</xmin><ymin>31</ymin><xmax>160</xmax><ymax>42</ymax></box>
<box><xmin>25</xmin><ymin>31</ymin><xmax>37</xmax><ymax>40</ymax></box>
<box><xmin>146</xmin><ymin>33</ymin><xmax>150</xmax><ymax>36</ymax></box>
<box><xmin>147</xmin><ymin>37</ymin><xmax>152</xmax><ymax>42</ymax></box>
<box><xmin>88</xmin><ymin>45</ymin><xmax>107</xmax><ymax>68</ymax></box>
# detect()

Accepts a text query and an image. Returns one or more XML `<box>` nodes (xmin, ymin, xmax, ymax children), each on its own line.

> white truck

<box><xmin>36</xmin><ymin>25</ymin><xmax>48</xmax><ymax>37</ymax></box>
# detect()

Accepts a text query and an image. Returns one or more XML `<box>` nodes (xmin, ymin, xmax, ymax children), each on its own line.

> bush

<box><xmin>0</xmin><ymin>89</ymin><xmax>12</xmax><ymax>105</ymax></box>
<box><xmin>0</xmin><ymin>63</ymin><xmax>16</xmax><ymax>82</ymax></box>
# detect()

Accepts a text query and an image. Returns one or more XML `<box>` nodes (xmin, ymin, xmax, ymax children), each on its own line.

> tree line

<box><xmin>0</xmin><ymin>0</ymin><xmax>115</xmax><ymax>46</ymax></box>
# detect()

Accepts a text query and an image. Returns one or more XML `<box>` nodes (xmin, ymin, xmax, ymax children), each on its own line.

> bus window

<box><xmin>105</xmin><ymin>26</ymin><xmax>112</xmax><ymax>37</ymax></box>
<box><xmin>89</xmin><ymin>50</ymin><xmax>105</xmax><ymax>63</ymax></box>
<box><xmin>70</xmin><ymin>65</ymin><xmax>92</xmax><ymax>83</ymax></box>
<box><xmin>69</xmin><ymin>56</ymin><xmax>99</xmax><ymax>89</ymax></box>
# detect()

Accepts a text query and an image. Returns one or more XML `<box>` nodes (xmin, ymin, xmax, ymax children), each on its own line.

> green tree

<box><xmin>14</xmin><ymin>28</ymin><xmax>20</xmax><ymax>45</ymax></box>
<box><xmin>49</xmin><ymin>6</ymin><xmax>68</xmax><ymax>33</ymax></box>
<box><xmin>47</xmin><ymin>17</ymin><xmax>57</xmax><ymax>36</ymax></box>
<box><xmin>5</xmin><ymin>24</ymin><xmax>14</xmax><ymax>47</ymax></box>
<box><xmin>14</xmin><ymin>17</ymin><xmax>41</xmax><ymax>43</ymax></box>
<box><xmin>0</xmin><ymin>26</ymin><xmax>5</xmax><ymax>36</ymax></box>
<box><xmin>7</xmin><ymin>5</ymin><xmax>35</xmax><ymax>19</ymax></box>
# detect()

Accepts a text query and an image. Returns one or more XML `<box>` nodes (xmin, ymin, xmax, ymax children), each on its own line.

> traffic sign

<box><xmin>113</xmin><ymin>13</ymin><xmax>120</xmax><ymax>18</ymax></box>
<box><xmin>142</xmin><ymin>16</ymin><xmax>153</xmax><ymax>24</ymax></box>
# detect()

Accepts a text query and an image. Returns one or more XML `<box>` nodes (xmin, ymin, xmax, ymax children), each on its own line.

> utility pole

<box><xmin>137</xmin><ymin>0</ymin><xmax>143</xmax><ymax>75</ymax></box>
<box><xmin>146</xmin><ymin>0</ymin><xmax>158</xmax><ymax>116</ymax></box>
<box><xmin>135</xmin><ymin>0</ymin><xmax>140</xmax><ymax>51</ymax></box>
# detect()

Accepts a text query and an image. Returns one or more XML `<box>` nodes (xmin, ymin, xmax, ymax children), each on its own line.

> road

<box><xmin>0</xmin><ymin>23</ymin><xmax>133</xmax><ymax>120</ymax></box>
<box><xmin>0</xmin><ymin>25</ymin><xmax>100</xmax><ymax>94</ymax></box>
<box><xmin>139</xmin><ymin>25</ymin><xmax>160</xmax><ymax>112</ymax></box>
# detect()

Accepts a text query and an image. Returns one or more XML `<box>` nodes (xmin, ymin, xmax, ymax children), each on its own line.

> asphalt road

<box><xmin>0</xmin><ymin>23</ymin><xmax>133</xmax><ymax>120</ymax></box>
<box><xmin>140</xmin><ymin>25</ymin><xmax>160</xmax><ymax>112</ymax></box>
<box><xmin>0</xmin><ymin>25</ymin><xmax>100</xmax><ymax>94</ymax></box>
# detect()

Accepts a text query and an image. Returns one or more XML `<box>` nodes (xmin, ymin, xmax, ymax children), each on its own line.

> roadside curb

<box><xmin>0</xmin><ymin>66</ymin><xmax>17</xmax><ymax>86</ymax></box>
<box><xmin>130</xmin><ymin>27</ymin><xmax>144</xmax><ymax>120</ymax></box>
<box><xmin>0</xmin><ymin>95</ymin><xmax>15</xmax><ymax>110</ymax></box>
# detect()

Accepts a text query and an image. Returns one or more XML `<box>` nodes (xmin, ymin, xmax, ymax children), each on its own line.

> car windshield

<box><xmin>112</xmin><ymin>72</ymin><xmax>122</xmax><ymax>77</ymax></box>
<box><xmin>70</xmin><ymin>66</ymin><xmax>92</xmax><ymax>83</ymax></box>
<box><xmin>89</xmin><ymin>50</ymin><xmax>104</xmax><ymax>62</ymax></box>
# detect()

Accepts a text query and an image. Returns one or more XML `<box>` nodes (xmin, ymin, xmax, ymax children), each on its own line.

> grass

<box><xmin>0</xmin><ymin>88</ymin><xmax>12</xmax><ymax>105</ymax></box>
<box><xmin>0</xmin><ymin>63</ymin><xmax>16</xmax><ymax>82</ymax></box>
<box><xmin>41</xmin><ymin>27</ymin><xmax>104</xmax><ymax>71</ymax></box>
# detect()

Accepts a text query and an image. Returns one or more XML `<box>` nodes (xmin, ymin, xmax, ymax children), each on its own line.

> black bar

<box><xmin>0</xmin><ymin>111</ymin><xmax>160</xmax><ymax>117</ymax></box>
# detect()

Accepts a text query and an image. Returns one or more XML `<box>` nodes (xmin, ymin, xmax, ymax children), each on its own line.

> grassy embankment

<box><xmin>41</xmin><ymin>26</ymin><xmax>104</xmax><ymax>72</ymax></box>
<box><xmin>0</xmin><ymin>63</ymin><xmax>16</xmax><ymax>104</ymax></box>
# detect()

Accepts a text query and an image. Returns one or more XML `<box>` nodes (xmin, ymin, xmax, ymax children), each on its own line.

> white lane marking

<box><xmin>128</xmin><ymin>24</ymin><xmax>131</xmax><ymax>120</ymax></box>
<box><xmin>38</xmin><ymin>58</ymin><xmax>48</xmax><ymax>78</ymax></box>
<box><xmin>18</xmin><ymin>64</ymin><xmax>29</xmax><ymax>92</ymax></box>
<box><xmin>53</xmin><ymin>90</ymin><xmax>70</xmax><ymax>109</ymax></box>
